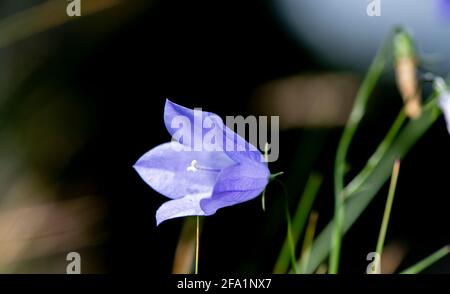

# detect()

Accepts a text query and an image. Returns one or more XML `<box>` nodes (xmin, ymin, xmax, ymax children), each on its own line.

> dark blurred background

<box><xmin>0</xmin><ymin>0</ymin><xmax>449</xmax><ymax>274</ymax></box>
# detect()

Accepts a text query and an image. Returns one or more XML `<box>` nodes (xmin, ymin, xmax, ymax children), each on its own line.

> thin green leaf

<box><xmin>273</xmin><ymin>174</ymin><xmax>322</xmax><ymax>273</ymax></box>
<box><xmin>305</xmin><ymin>97</ymin><xmax>441</xmax><ymax>274</ymax></box>
<box><xmin>299</xmin><ymin>211</ymin><xmax>319</xmax><ymax>274</ymax></box>
<box><xmin>345</xmin><ymin>110</ymin><xmax>406</xmax><ymax>198</ymax></box>
<box><xmin>376</xmin><ymin>160</ymin><xmax>400</xmax><ymax>257</ymax></box>
<box><xmin>400</xmin><ymin>246</ymin><xmax>450</xmax><ymax>274</ymax></box>
<box><xmin>330</xmin><ymin>30</ymin><xmax>392</xmax><ymax>274</ymax></box>
<box><xmin>195</xmin><ymin>216</ymin><xmax>200</xmax><ymax>274</ymax></box>
<box><xmin>286</xmin><ymin>205</ymin><xmax>299</xmax><ymax>274</ymax></box>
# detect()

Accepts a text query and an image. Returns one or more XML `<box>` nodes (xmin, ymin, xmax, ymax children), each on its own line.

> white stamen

<box><xmin>187</xmin><ymin>160</ymin><xmax>198</xmax><ymax>172</ymax></box>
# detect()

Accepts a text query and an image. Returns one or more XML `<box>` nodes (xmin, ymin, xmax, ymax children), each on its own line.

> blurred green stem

<box><xmin>330</xmin><ymin>33</ymin><xmax>391</xmax><ymax>274</ymax></box>
<box><xmin>286</xmin><ymin>206</ymin><xmax>298</xmax><ymax>274</ymax></box>
<box><xmin>305</xmin><ymin>95</ymin><xmax>441</xmax><ymax>274</ymax></box>
<box><xmin>273</xmin><ymin>174</ymin><xmax>322</xmax><ymax>273</ymax></box>
<box><xmin>261</xmin><ymin>189</ymin><xmax>266</xmax><ymax>212</ymax></box>
<box><xmin>0</xmin><ymin>0</ymin><xmax>120</xmax><ymax>49</ymax></box>
<box><xmin>345</xmin><ymin>110</ymin><xmax>406</xmax><ymax>198</ymax></box>
<box><xmin>400</xmin><ymin>246</ymin><xmax>450</xmax><ymax>274</ymax></box>
<box><xmin>299</xmin><ymin>211</ymin><xmax>319</xmax><ymax>274</ymax></box>
<box><xmin>261</xmin><ymin>172</ymin><xmax>284</xmax><ymax>212</ymax></box>
<box><xmin>374</xmin><ymin>160</ymin><xmax>400</xmax><ymax>273</ymax></box>
<box><xmin>195</xmin><ymin>216</ymin><xmax>199</xmax><ymax>274</ymax></box>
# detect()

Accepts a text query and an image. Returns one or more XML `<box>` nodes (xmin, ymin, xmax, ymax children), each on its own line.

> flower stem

<box><xmin>374</xmin><ymin>159</ymin><xmax>400</xmax><ymax>273</ymax></box>
<box><xmin>271</xmin><ymin>179</ymin><xmax>299</xmax><ymax>273</ymax></box>
<box><xmin>299</xmin><ymin>211</ymin><xmax>319</xmax><ymax>274</ymax></box>
<box><xmin>261</xmin><ymin>189</ymin><xmax>266</xmax><ymax>212</ymax></box>
<box><xmin>345</xmin><ymin>110</ymin><xmax>406</xmax><ymax>198</ymax></box>
<box><xmin>285</xmin><ymin>204</ymin><xmax>299</xmax><ymax>274</ymax></box>
<box><xmin>273</xmin><ymin>173</ymin><xmax>322</xmax><ymax>274</ymax></box>
<box><xmin>195</xmin><ymin>216</ymin><xmax>199</xmax><ymax>274</ymax></box>
<box><xmin>330</xmin><ymin>33</ymin><xmax>391</xmax><ymax>274</ymax></box>
<box><xmin>261</xmin><ymin>172</ymin><xmax>284</xmax><ymax>212</ymax></box>
<box><xmin>304</xmin><ymin>95</ymin><xmax>441</xmax><ymax>274</ymax></box>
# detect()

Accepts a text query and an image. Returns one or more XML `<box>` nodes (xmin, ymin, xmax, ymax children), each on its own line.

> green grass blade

<box><xmin>330</xmin><ymin>31</ymin><xmax>391</xmax><ymax>274</ymax></box>
<box><xmin>345</xmin><ymin>110</ymin><xmax>406</xmax><ymax>198</ymax></box>
<box><xmin>305</xmin><ymin>97</ymin><xmax>441</xmax><ymax>274</ymax></box>
<box><xmin>400</xmin><ymin>246</ymin><xmax>450</xmax><ymax>274</ymax></box>
<box><xmin>299</xmin><ymin>211</ymin><xmax>319</xmax><ymax>274</ymax></box>
<box><xmin>370</xmin><ymin>160</ymin><xmax>401</xmax><ymax>274</ymax></box>
<box><xmin>285</xmin><ymin>205</ymin><xmax>299</xmax><ymax>274</ymax></box>
<box><xmin>376</xmin><ymin>160</ymin><xmax>400</xmax><ymax>257</ymax></box>
<box><xmin>195</xmin><ymin>216</ymin><xmax>200</xmax><ymax>274</ymax></box>
<box><xmin>273</xmin><ymin>174</ymin><xmax>322</xmax><ymax>273</ymax></box>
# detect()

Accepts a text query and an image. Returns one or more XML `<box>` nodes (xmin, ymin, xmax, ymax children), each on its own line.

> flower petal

<box><xmin>156</xmin><ymin>192</ymin><xmax>210</xmax><ymax>225</ymax></box>
<box><xmin>439</xmin><ymin>0</ymin><xmax>450</xmax><ymax>20</ymax></box>
<box><xmin>164</xmin><ymin>99</ymin><xmax>214</xmax><ymax>150</ymax></box>
<box><xmin>213</xmin><ymin>115</ymin><xmax>264</xmax><ymax>163</ymax></box>
<box><xmin>200</xmin><ymin>160</ymin><xmax>270</xmax><ymax>215</ymax></box>
<box><xmin>134</xmin><ymin>141</ymin><xmax>234</xmax><ymax>199</ymax></box>
<box><xmin>439</xmin><ymin>92</ymin><xmax>450</xmax><ymax>135</ymax></box>
<box><xmin>164</xmin><ymin>99</ymin><xmax>262</xmax><ymax>163</ymax></box>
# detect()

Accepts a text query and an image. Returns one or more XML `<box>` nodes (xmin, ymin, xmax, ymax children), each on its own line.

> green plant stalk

<box><xmin>262</xmin><ymin>172</ymin><xmax>284</xmax><ymax>212</ymax></box>
<box><xmin>345</xmin><ymin>110</ymin><xmax>406</xmax><ymax>198</ymax></box>
<box><xmin>304</xmin><ymin>96</ymin><xmax>441</xmax><ymax>274</ymax></box>
<box><xmin>330</xmin><ymin>34</ymin><xmax>391</xmax><ymax>274</ymax></box>
<box><xmin>299</xmin><ymin>211</ymin><xmax>319</xmax><ymax>274</ymax></box>
<box><xmin>261</xmin><ymin>189</ymin><xmax>266</xmax><ymax>212</ymax></box>
<box><xmin>273</xmin><ymin>174</ymin><xmax>322</xmax><ymax>273</ymax></box>
<box><xmin>374</xmin><ymin>160</ymin><xmax>400</xmax><ymax>274</ymax></box>
<box><xmin>400</xmin><ymin>246</ymin><xmax>450</xmax><ymax>274</ymax></box>
<box><xmin>286</xmin><ymin>205</ymin><xmax>299</xmax><ymax>274</ymax></box>
<box><xmin>195</xmin><ymin>216</ymin><xmax>199</xmax><ymax>274</ymax></box>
